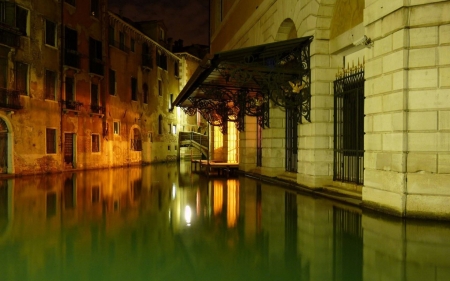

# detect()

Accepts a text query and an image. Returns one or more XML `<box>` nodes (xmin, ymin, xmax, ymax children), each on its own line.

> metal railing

<box><xmin>179</xmin><ymin>131</ymin><xmax>209</xmax><ymax>157</ymax></box>
<box><xmin>90</xmin><ymin>104</ymin><xmax>105</xmax><ymax>115</ymax></box>
<box><xmin>0</xmin><ymin>88</ymin><xmax>22</xmax><ymax>110</ymax></box>
<box><xmin>61</xmin><ymin>100</ymin><xmax>83</xmax><ymax>111</ymax></box>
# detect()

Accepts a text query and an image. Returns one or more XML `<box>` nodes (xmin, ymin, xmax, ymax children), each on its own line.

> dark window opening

<box><xmin>45</xmin><ymin>70</ymin><xmax>56</xmax><ymax>100</ymax></box>
<box><xmin>89</xmin><ymin>37</ymin><xmax>103</xmax><ymax>75</ymax></box>
<box><xmin>65</xmin><ymin>77</ymin><xmax>74</xmax><ymax>101</ymax></box>
<box><xmin>46</xmin><ymin>128</ymin><xmax>56</xmax><ymax>154</ymax></box>
<box><xmin>45</xmin><ymin>20</ymin><xmax>56</xmax><ymax>46</ymax></box>
<box><xmin>285</xmin><ymin>108</ymin><xmax>298</xmax><ymax>172</ymax></box>
<box><xmin>92</xmin><ymin>134</ymin><xmax>100</xmax><ymax>152</ymax></box>
<box><xmin>90</xmin><ymin>0</ymin><xmax>99</xmax><ymax>18</ymax></box>
<box><xmin>109</xmin><ymin>69</ymin><xmax>116</xmax><ymax>95</ymax></box>
<box><xmin>158</xmin><ymin>115</ymin><xmax>163</xmax><ymax>134</ymax></box>
<box><xmin>15</xmin><ymin>61</ymin><xmax>28</xmax><ymax>95</ymax></box>
<box><xmin>156</xmin><ymin>51</ymin><xmax>167</xmax><ymax>70</ymax></box>
<box><xmin>131</xmin><ymin>77</ymin><xmax>137</xmax><ymax>101</ymax></box>
<box><xmin>16</xmin><ymin>6</ymin><xmax>27</xmax><ymax>36</ymax></box>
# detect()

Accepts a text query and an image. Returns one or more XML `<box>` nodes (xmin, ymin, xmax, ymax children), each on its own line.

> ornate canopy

<box><xmin>173</xmin><ymin>36</ymin><xmax>313</xmax><ymax>134</ymax></box>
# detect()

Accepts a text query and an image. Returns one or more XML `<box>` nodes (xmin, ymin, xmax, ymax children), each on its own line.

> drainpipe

<box><xmin>60</xmin><ymin>0</ymin><xmax>64</xmax><ymax>168</ymax></box>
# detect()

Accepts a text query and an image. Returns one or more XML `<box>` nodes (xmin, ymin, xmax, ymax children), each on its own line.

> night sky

<box><xmin>108</xmin><ymin>0</ymin><xmax>210</xmax><ymax>46</ymax></box>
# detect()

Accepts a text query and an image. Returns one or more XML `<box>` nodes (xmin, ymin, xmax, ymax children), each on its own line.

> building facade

<box><xmin>0</xmin><ymin>0</ymin><xmax>199</xmax><ymax>175</ymax></box>
<box><xmin>180</xmin><ymin>0</ymin><xmax>450</xmax><ymax>219</ymax></box>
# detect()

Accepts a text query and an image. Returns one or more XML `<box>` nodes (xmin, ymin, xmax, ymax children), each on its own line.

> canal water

<box><xmin>0</xmin><ymin>162</ymin><xmax>449</xmax><ymax>281</ymax></box>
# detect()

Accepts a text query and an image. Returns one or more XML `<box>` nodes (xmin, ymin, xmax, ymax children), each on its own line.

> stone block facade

<box><xmin>209</xmin><ymin>0</ymin><xmax>450</xmax><ymax>219</ymax></box>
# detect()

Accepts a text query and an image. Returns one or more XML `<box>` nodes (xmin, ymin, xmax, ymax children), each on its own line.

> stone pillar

<box><xmin>239</xmin><ymin>116</ymin><xmax>258</xmax><ymax>172</ymax></box>
<box><xmin>297</xmin><ymin>38</ymin><xmax>339</xmax><ymax>188</ymax></box>
<box><xmin>363</xmin><ymin>0</ymin><xmax>450</xmax><ymax>219</ymax></box>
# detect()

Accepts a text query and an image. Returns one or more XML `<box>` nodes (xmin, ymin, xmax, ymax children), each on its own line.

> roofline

<box><xmin>108</xmin><ymin>12</ymin><xmax>180</xmax><ymax>61</ymax></box>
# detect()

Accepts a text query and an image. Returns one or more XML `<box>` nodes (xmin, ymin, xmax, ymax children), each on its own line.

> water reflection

<box><xmin>0</xmin><ymin>163</ymin><xmax>449</xmax><ymax>281</ymax></box>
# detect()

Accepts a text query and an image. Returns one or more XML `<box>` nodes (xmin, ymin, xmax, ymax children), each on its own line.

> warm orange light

<box><xmin>227</xmin><ymin>179</ymin><xmax>239</xmax><ymax>227</ymax></box>
<box><xmin>213</xmin><ymin>181</ymin><xmax>223</xmax><ymax>215</ymax></box>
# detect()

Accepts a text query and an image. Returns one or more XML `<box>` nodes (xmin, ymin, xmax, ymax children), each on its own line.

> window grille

<box><xmin>333</xmin><ymin>67</ymin><xmax>365</xmax><ymax>184</ymax></box>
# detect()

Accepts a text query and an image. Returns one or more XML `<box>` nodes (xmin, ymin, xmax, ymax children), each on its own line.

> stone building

<box><xmin>0</xmin><ymin>0</ymin><xmax>198</xmax><ymax>175</ymax></box>
<box><xmin>175</xmin><ymin>0</ymin><xmax>450</xmax><ymax>219</ymax></box>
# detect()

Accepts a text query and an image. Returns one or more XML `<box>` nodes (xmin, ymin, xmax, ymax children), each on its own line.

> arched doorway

<box><xmin>0</xmin><ymin>118</ymin><xmax>8</xmax><ymax>173</ymax></box>
<box><xmin>276</xmin><ymin>18</ymin><xmax>299</xmax><ymax>172</ymax></box>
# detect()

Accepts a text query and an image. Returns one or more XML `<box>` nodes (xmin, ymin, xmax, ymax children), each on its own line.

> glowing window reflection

<box><xmin>213</xmin><ymin>181</ymin><xmax>223</xmax><ymax>216</ymax></box>
<box><xmin>227</xmin><ymin>179</ymin><xmax>239</xmax><ymax>227</ymax></box>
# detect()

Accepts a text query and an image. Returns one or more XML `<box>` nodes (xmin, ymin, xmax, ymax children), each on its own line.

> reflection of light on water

<box><xmin>185</xmin><ymin>206</ymin><xmax>191</xmax><ymax>226</ymax></box>
<box><xmin>172</xmin><ymin>184</ymin><xmax>176</xmax><ymax>199</ymax></box>
<box><xmin>213</xmin><ymin>181</ymin><xmax>223</xmax><ymax>215</ymax></box>
<box><xmin>227</xmin><ymin>179</ymin><xmax>239</xmax><ymax>228</ymax></box>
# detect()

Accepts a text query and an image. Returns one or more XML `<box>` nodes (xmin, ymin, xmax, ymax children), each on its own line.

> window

<box><xmin>65</xmin><ymin>76</ymin><xmax>74</xmax><ymax>101</ymax></box>
<box><xmin>15</xmin><ymin>61</ymin><xmax>28</xmax><ymax>95</ymax></box>
<box><xmin>64</xmin><ymin>27</ymin><xmax>79</xmax><ymax>68</ymax></box>
<box><xmin>91</xmin><ymin>0</ymin><xmax>99</xmax><ymax>18</ymax></box>
<box><xmin>89</xmin><ymin>37</ymin><xmax>102</xmax><ymax>60</ymax></box>
<box><xmin>119</xmin><ymin>32</ymin><xmax>125</xmax><ymax>50</ymax></box>
<box><xmin>169</xmin><ymin>93</ymin><xmax>173</xmax><ymax>111</ymax></box>
<box><xmin>109</xmin><ymin>69</ymin><xmax>116</xmax><ymax>95</ymax></box>
<box><xmin>108</xmin><ymin>26</ymin><xmax>114</xmax><ymax>45</ymax></box>
<box><xmin>143</xmin><ymin>83</ymin><xmax>148</xmax><ymax>104</ymax></box>
<box><xmin>91</xmin><ymin>83</ymin><xmax>99</xmax><ymax>108</ymax></box>
<box><xmin>45</xmin><ymin>70</ymin><xmax>56</xmax><ymax>100</ymax></box>
<box><xmin>92</xmin><ymin>134</ymin><xmax>100</xmax><ymax>152</ymax></box>
<box><xmin>46</xmin><ymin>128</ymin><xmax>57</xmax><ymax>154</ymax></box>
<box><xmin>160</xmin><ymin>28</ymin><xmax>165</xmax><ymax>41</ymax></box>
<box><xmin>131</xmin><ymin>128</ymin><xmax>142</xmax><ymax>151</ymax></box>
<box><xmin>172</xmin><ymin>124</ymin><xmax>177</xmax><ymax>134</ymax></box>
<box><xmin>131</xmin><ymin>77</ymin><xmax>137</xmax><ymax>101</ymax></box>
<box><xmin>158</xmin><ymin>80</ymin><xmax>162</xmax><ymax>96</ymax></box>
<box><xmin>130</xmin><ymin>38</ymin><xmax>135</xmax><ymax>52</ymax></box>
<box><xmin>89</xmin><ymin>37</ymin><xmax>103</xmax><ymax>75</ymax></box>
<box><xmin>113</xmin><ymin>121</ymin><xmax>120</xmax><ymax>135</ymax></box>
<box><xmin>65</xmin><ymin>0</ymin><xmax>76</xmax><ymax>6</ymax></box>
<box><xmin>45</xmin><ymin>20</ymin><xmax>56</xmax><ymax>47</ymax></box>
<box><xmin>0</xmin><ymin>57</ymin><xmax>6</xmax><ymax>88</ymax></box>
<box><xmin>174</xmin><ymin>61</ymin><xmax>179</xmax><ymax>77</ymax></box>
<box><xmin>158</xmin><ymin>115</ymin><xmax>163</xmax><ymax>134</ymax></box>
<box><xmin>156</xmin><ymin>51</ymin><xmax>167</xmax><ymax>70</ymax></box>
<box><xmin>16</xmin><ymin>6</ymin><xmax>28</xmax><ymax>36</ymax></box>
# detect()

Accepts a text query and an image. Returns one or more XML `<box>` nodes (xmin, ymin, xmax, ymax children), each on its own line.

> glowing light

<box><xmin>185</xmin><ymin>205</ymin><xmax>192</xmax><ymax>225</ymax></box>
<box><xmin>172</xmin><ymin>184</ymin><xmax>176</xmax><ymax>199</ymax></box>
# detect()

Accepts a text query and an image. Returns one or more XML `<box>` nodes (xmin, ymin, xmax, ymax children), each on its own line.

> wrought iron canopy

<box><xmin>173</xmin><ymin>36</ymin><xmax>313</xmax><ymax>133</ymax></box>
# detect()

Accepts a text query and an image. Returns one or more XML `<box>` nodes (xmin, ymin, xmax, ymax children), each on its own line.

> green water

<box><xmin>0</xmin><ymin>163</ymin><xmax>449</xmax><ymax>281</ymax></box>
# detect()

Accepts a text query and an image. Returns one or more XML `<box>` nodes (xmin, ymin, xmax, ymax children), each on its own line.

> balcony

<box><xmin>89</xmin><ymin>58</ymin><xmax>104</xmax><ymax>76</ymax></box>
<box><xmin>142</xmin><ymin>54</ymin><xmax>152</xmax><ymax>70</ymax></box>
<box><xmin>61</xmin><ymin>99</ymin><xmax>82</xmax><ymax>113</ymax></box>
<box><xmin>90</xmin><ymin>104</ymin><xmax>105</xmax><ymax>116</ymax></box>
<box><xmin>109</xmin><ymin>40</ymin><xmax>129</xmax><ymax>53</ymax></box>
<box><xmin>0</xmin><ymin>88</ymin><xmax>22</xmax><ymax>110</ymax></box>
<box><xmin>0</xmin><ymin>24</ymin><xmax>21</xmax><ymax>48</ymax></box>
<box><xmin>64</xmin><ymin>49</ymin><xmax>80</xmax><ymax>69</ymax></box>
